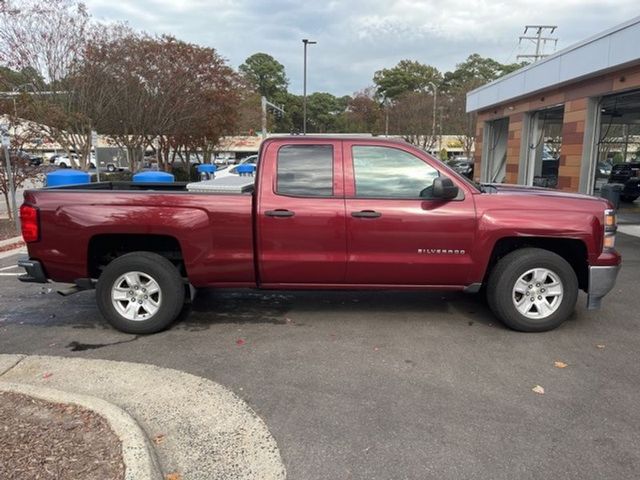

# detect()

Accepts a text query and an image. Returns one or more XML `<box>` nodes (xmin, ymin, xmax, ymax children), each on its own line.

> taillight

<box><xmin>19</xmin><ymin>205</ymin><xmax>39</xmax><ymax>243</ymax></box>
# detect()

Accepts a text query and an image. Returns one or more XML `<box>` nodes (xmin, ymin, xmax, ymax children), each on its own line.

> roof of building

<box><xmin>466</xmin><ymin>16</ymin><xmax>640</xmax><ymax>113</ymax></box>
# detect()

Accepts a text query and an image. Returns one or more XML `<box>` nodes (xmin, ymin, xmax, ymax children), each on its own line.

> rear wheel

<box><xmin>107</xmin><ymin>164</ymin><xmax>116</xmax><ymax>172</ymax></box>
<box><xmin>487</xmin><ymin>248</ymin><xmax>578</xmax><ymax>332</ymax></box>
<box><xmin>621</xmin><ymin>194</ymin><xmax>639</xmax><ymax>203</ymax></box>
<box><xmin>96</xmin><ymin>252</ymin><xmax>185</xmax><ymax>334</ymax></box>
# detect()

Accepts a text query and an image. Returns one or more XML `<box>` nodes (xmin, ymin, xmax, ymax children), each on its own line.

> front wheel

<box><xmin>96</xmin><ymin>252</ymin><xmax>185</xmax><ymax>334</ymax></box>
<box><xmin>487</xmin><ymin>248</ymin><xmax>578</xmax><ymax>332</ymax></box>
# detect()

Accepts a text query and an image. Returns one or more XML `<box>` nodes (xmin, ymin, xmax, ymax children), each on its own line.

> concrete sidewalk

<box><xmin>0</xmin><ymin>355</ymin><xmax>285</xmax><ymax>480</ymax></box>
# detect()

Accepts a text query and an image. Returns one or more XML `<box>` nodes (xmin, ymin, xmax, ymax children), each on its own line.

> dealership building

<box><xmin>466</xmin><ymin>17</ymin><xmax>640</xmax><ymax>195</ymax></box>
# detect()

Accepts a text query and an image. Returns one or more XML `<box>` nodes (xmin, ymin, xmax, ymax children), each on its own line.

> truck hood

<box><xmin>484</xmin><ymin>183</ymin><xmax>607</xmax><ymax>204</ymax></box>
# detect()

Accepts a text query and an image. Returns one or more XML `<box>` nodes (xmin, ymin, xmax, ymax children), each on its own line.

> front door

<box><xmin>257</xmin><ymin>140</ymin><xmax>347</xmax><ymax>285</ymax></box>
<box><xmin>343</xmin><ymin>142</ymin><xmax>477</xmax><ymax>286</ymax></box>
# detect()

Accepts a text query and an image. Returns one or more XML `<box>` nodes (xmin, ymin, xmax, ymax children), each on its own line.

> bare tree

<box><xmin>389</xmin><ymin>92</ymin><xmax>437</xmax><ymax>151</ymax></box>
<box><xmin>0</xmin><ymin>0</ymin><xmax>99</xmax><ymax>169</ymax></box>
<box><xmin>0</xmin><ymin>118</ymin><xmax>39</xmax><ymax>219</ymax></box>
<box><xmin>85</xmin><ymin>33</ymin><xmax>241</xmax><ymax>172</ymax></box>
<box><xmin>344</xmin><ymin>88</ymin><xmax>383</xmax><ymax>134</ymax></box>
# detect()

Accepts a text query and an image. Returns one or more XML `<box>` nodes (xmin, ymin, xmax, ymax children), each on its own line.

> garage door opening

<box><xmin>523</xmin><ymin>106</ymin><xmax>564</xmax><ymax>189</ymax></box>
<box><xmin>481</xmin><ymin>117</ymin><xmax>509</xmax><ymax>183</ymax></box>
<box><xmin>594</xmin><ymin>89</ymin><xmax>640</xmax><ymax>197</ymax></box>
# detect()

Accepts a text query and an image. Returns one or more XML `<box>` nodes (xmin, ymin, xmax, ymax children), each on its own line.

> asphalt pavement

<box><xmin>0</xmin><ymin>234</ymin><xmax>639</xmax><ymax>480</ymax></box>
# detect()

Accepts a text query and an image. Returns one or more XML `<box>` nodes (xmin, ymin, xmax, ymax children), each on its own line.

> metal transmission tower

<box><xmin>517</xmin><ymin>25</ymin><xmax>558</xmax><ymax>62</ymax></box>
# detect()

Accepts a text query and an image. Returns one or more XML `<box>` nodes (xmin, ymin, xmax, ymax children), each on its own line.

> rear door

<box><xmin>257</xmin><ymin>139</ymin><xmax>347</xmax><ymax>285</ymax></box>
<box><xmin>343</xmin><ymin>141</ymin><xmax>477</xmax><ymax>286</ymax></box>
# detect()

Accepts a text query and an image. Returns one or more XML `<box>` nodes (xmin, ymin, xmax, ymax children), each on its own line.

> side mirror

<box><xmin>432</xmin><ymin>176</ymin><xmax>459</xmax><ymax>200</ymax></box>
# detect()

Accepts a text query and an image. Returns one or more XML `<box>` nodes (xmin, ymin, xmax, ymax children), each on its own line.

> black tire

<box><xmin>58</xmin><ymin>162</ymin><xmax>67</xmax><ymax>168</ymax></box>
<box><xmin>486</xmin><ymin>248</ymin><xmax>578</xmax><ymax>332</ymax></box>
<box><xmin>107</xmin><ymin>164</ymin><xmax>116</xmax><ymax>172</ymax></box>
<box><xmin>620</xmin><ymin>195</ymin><xmax>639</xmax><ymax>203</ymax></box>
<box><xmin>96</xmin><ymin>252</ymin><xmax>185</xmax><ymax>334</ymax></box>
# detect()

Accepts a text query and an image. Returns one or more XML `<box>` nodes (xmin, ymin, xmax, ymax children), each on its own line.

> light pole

<box><xmin>383</xmin><ymin>97</ymin><xmax>390</xmax><ymax>137</ymax></box>
<box><xmin>428</xmin><ymin>81</ymin><xmax>438</xmax><ymax>154</ymax></box>
<box><xmin>302</xmin><ymin>38</ymin><xmax>316</xmax><ymax>135</ymax></box>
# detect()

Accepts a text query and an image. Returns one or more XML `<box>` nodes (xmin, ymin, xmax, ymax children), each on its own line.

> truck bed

<box><xmin>23</xmin><ymin>185</ymin><xmax>256</xmax><ymax>287</ymax></box>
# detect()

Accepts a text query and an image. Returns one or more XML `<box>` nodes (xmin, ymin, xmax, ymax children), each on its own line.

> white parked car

<box><xmin>213</xmin><ymin>155</ymin><xmax>258</xmax><ymax>179</ymax></box>
<box><xmin>51</xmin><ymin>153</ymin><xmax>96</xmax><ymax>169</ymax></box>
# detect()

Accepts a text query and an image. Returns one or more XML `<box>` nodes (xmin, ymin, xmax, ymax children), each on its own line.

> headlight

<box><xmin>603</xmin><ymin>209</ymin><xmax>617</xmax><ymax>252</ymax></box>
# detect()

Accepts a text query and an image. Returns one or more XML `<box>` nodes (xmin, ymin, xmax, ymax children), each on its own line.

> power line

<box><xmin>517</xmin><ymin>25</ymin><xmax>558</xmax><ymax>62</ymax></box>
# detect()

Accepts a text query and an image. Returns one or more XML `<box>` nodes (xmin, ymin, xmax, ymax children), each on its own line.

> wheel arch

<box><xmin>483</xmin><ymin>237</ymin><xmax>589</xmax><ymax>291</ymax></box>
<box><xmin>88</xmin><ymin>234</ymin><xmax>185</xmax><ymax>280</ymax></box>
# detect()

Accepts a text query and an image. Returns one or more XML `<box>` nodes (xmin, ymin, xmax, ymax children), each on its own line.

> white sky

<box><xmin>84</xmin><ymin>0</ymin><xmax>640</xmax><ymax>96</ymax></box>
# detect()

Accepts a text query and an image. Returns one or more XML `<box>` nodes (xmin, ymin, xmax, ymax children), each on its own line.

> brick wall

<box><xmin>557</xmin><ymin>99</ymin><xmax>588</xmax><ymax>191</ymax></box>
<box><xmin>505</xmin><ymin>113</ymin><xmax>523</xmax><ymax>184</ymax></box>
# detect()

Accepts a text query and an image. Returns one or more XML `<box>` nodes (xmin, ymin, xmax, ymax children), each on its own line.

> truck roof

<box><xmin>262</xmin><ymin>135</ymin><xmax>410</xmax><ymax>145</ymax></box>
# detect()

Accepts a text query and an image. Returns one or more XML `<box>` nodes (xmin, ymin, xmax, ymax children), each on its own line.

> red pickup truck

<box><xmin>18</xmin><ymin>136</ymin><xmax>621</xmax><ymax>334</ymax></box>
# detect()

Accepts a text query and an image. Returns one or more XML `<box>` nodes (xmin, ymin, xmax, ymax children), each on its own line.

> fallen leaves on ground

<box><xmin>554</xmin><ymin>361</ymin><xmax>568</xmax><ymax>368</ymax></box>
<box><xmin>166</xmin><ymin>473</ymin><xmax>182</xmax><ymax>480</ymax></box>
<box><xmin>42</xmin><ymin>372</ymin><xmax>53</xmax><ymax>379</ymax></box>
<box><xmin>236</xmin><ymin>339</ymin><xmax>245</xmax><ymax>346</ymax></box>
<box><xmin>596</xmin><ymin>344</ymin><xmax>606</xmax><ymax>349</ymax></box>
<box><xmin>153</xmin><ymin>434</ymin><xmax>165</xmax><ymax>445</ymax></box>
<box><xmin>532</xmin><ymin>385</ymin><xmax>545</xmax><ymax>395</ymax></box>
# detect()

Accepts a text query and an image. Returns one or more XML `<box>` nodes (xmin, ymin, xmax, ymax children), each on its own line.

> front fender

<box><xmin>469</xmin><ymin>209</ymin><xmax>600</xmax><ymax>283</ymax></box>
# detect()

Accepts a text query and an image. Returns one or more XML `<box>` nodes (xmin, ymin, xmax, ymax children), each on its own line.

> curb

<box><xmin>0</xmin><ymin>381</ymin><xmax>162</xmax><ymax>480</ymax></box>
<box><xmin>0</xmin><ymin>244</ymin><xmax>26</xmax><ymax>260</ymax></box>
<box><xmin>619</xmin><ymin>225</ymin><xmax>640</xmax><ymax>238</ymax></box>
<box><xmin>0</xmin><ymin>235</ymin><xmax>23</xmax><ymax>248</ymax></box>
<box><xmin>0</xmin><ymin>355</ymin><xmax>287</xmax><ymax>479</ymax></box>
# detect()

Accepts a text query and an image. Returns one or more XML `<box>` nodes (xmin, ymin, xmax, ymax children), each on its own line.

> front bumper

<box><xmin>587</xmin><ymin>264</ymin><xmax>621</xmax><ymax>309</ymax></box>
<box><xmin>17</xmin><ymin>258</ymin><xmax>48</xmax><ymax>283</ymax></box>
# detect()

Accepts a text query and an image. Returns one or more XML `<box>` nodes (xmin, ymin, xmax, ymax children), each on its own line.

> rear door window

<box><xmin>276</xmin><ymin>145</ymin><xmax>334</xmax><ymax>197</ymax></box>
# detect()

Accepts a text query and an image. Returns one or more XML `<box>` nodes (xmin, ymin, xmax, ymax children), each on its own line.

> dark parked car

<box><xmin>447</xmin><ymin>158</ymin><xmax>474</xmax><ymax>179</ymax></box>
<box><xmin>608</xmin><ymin>162</ymin><xmax>640</xmax><ymax>202</ymax></box>
<box><xmin>13</xmin><ymin>150</ymin><xmax>43</xmax><ymax>166</ymax></box>
<box><xmin>28</xmin><ymin>155</ymin><xmax>44</xmax><ymax>166</ymax></box>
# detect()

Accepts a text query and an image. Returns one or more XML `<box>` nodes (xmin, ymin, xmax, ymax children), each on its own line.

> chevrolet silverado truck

<box><xmin>18</xmin><ymin>136</ymin><xmax>621</xmax><ymax>334</ymax></box>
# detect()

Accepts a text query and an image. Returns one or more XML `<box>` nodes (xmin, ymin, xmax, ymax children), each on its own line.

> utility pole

<box><xmin>518</xmin><ymin>25</ymin><xmax>558</xmax><ymax>62</ymax></box>
<box><xmin>1</xmin><ymin>129</ymin><xmax>19</xmax><ymax>231</ymax></box>
<box><xmin>302</xmin><ymin>38</ymin><xmax>317</xmax><ymax>135</ymax></box>
<box><xmin>91</xmin><ymin>130</ymin><xmax>100</xmax><ymax>182</ymax></box>
<box><xmin>261</xmin><ymin>96</ymin><xmax>285</xmax><ymax>139</ymax></box>
<box><xmin>261</xmin><ymin>96</ymin><xmax>267</xmax><ymax>139</ymax></box>
<box><xmin>385</xmin><ymin>103</ymin><xmax>389</xmax><ymax>137</ymax></box>
<box><xmin>438</xmin><ymin>106</ymin><xmax>444</xmax><ymax>155</ymax></box>
<box><xmin>428</xmin><ymin>81</ymin><xmax>438</xmax><ymax>154</ymax></box>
